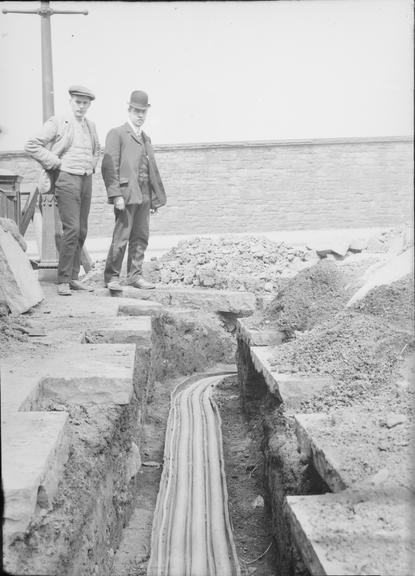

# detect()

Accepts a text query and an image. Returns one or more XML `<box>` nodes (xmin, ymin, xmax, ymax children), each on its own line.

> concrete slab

<box><xmin>108</xmin><ymin>285</ymin><xmax>256</xmax><ymax>316</ymax></box>
<box><xmin>250</xmin><ymin>346</ymin><xmax>332</xmax><ymax>409</ymax></box>
<box><xmin>2</xmin><ymin>411</ymin><xmax>70</xmax><ymax>536</ymax></box>
<box><xmin>33</xmin><ymin>288</ymin><xmax>123</xmax><ymax>318</ymax></box>
<box><xmin>117</xmin><ymin>299</ymin><xmax>164</xmax><ymax>316</ymax></box>
<box><xmin>294</xmin><ymin>409</ymin><xmax>413</xmax><ymax>492</ymax></box>
<box><xmin>1</xmin><ymin>368</ymin><xmax>42</xmax><ymax>413</ymax></box>
<box><xmin>38</xmin><ymin>344</ymin><xmax>136</xmax><ymax>406</ymax></box>
<box><xmin>286</xmin><ymin>489</ymin><xmax>413</xmax><ymax>576</ymax></box>
<box><xmin>311</xmin><ymin>238</ymin><xmax>351</xmax><ymax>258</ymax></box>
<box><xmin>237</xmin><ymin>317</ymin><xmax>284</xmax><ymax>347</ymax></box>
<box><xmin>83</xmin><ymin>316</ymin><xmax>152</xmax><ymax>345</ymax></box>
<box><xmin>2</xmin><ymin>345</ymin><xmax>137</xmax><ymax>409</ymax></box>
<box><xmin>0</xmin><ymin>226</ymin><xmax>44</xmax><ymax>314</ymax></box>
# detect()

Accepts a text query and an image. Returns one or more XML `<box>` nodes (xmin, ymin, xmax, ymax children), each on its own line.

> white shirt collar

<box><xmin>128</xmin><ymin>119</ymin><xmax>141</xmax><ymax>136</ymax></box>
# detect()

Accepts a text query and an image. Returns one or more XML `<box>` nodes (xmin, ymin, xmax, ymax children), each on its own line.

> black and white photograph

<box><xmin>0</xmin><ymin>1</ymin><xmax>413</xmax><ymax>575</ymax></box>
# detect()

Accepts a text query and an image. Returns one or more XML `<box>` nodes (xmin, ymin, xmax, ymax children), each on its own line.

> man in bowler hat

<box><xmin>102</xmin><ymin>90</ymin><xmax>167</xmax><ymax>289</ymax></box>
<box><xmin>25</xmin><ymin>85</ymin><xmax>100</xmax><ymax>296</ymax></box>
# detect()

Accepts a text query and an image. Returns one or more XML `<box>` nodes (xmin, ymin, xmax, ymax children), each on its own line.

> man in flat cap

<box><xmin>102</xmin><ymin>90</ymin><xmax>166</xmax><ymax>289</ymax></box>
<box><xmin>25</xmin><ymin>85</ymin><xmax>100</xmax><ymax>295</ymax></box>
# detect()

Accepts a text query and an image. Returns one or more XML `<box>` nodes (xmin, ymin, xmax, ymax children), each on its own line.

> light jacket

<box><xmin>25</xmin><ymin>114</ymin><xmax>100</xmax><ymax>193</ymax></box>
<box><xmin>101</xmin><ymin>123</ymin><xmax>166</xmax><ymax>210</ymax></box>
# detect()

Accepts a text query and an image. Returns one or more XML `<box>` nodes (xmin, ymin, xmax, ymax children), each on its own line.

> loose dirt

<box><xmin>263</xmin><ymin>259</ymin><xmax>348</xmax><ymax>338</ymax></box>
<box><xmin>144</xmin><ymin>235</ymin><xmax>317</xmax><ymax>293</ymax></box>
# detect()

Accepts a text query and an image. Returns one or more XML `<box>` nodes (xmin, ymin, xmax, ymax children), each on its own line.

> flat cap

<box><xmin>68</xmin><ymin>85</ymin><xmax>95</xmax><ymax>101</ymax></box>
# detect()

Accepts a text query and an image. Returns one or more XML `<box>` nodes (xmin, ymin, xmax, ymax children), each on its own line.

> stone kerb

<box><xmin>1</xmin><ymin>343</ymin><xmax>137</xmax><ymax>543</ymax></box>
<box><xmin>248</xmin><ymin>344</ymin><xmax>331</xmax><ymax>409</ymax></box>
<box><xmin>83</xmin><ymin>316</ymin><xmax>152</xmax><ymax>346</ymax></box>
<box><xmin>0</xmin><ymin>226</ymin><xmax>43</xmax><ymax>314</ymax></box>
<box><xmin>81</xmin><ymin>314</ymin><xmax>154</xmax><ymax>411</ymax></box>
<box><xmin>237</xmin><ymin>318</ymin><xmax>413</xmax><ymax>576</ymax></box>
<box><xmin>285</xmin><ymin>490</ymin><xmax>412</xmax><ymax>576</ymax></box>
<box><xmin>109</xmin><ymin>286</ymin><xmax>257</xmax><ymax>317</ymax></box>
<box><xmin>2</xmin><ymin>411</ymin><xmax>70</xmax><ymax>538</ymax></box>
<box><xmin>37</xmin><ymin>344</ymin><xmax>136</xmax><ymax>406</ymax></box>
<box><xmin>294</xmin><ymin>414</ymin><xmax>347</xmax><ymax>493</ymax></box>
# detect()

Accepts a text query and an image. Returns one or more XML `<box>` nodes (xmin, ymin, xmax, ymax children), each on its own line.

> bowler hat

<box><xmin>128</xmin><ymin>90</ymin><xmax>151</xmax><ymax>110</ymax></box>
<box><xmin>68</xmin><ymin>85</ymin><xmax>95</xmax><ymax>101</ymax></box>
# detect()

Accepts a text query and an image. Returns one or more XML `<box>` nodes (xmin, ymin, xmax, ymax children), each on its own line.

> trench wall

<box><xmin>0</xmin><ymin>136</ymin><xmax>412</xmax><ymax>238</ymax></box>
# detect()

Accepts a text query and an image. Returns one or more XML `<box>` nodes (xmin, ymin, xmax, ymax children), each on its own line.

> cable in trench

<box><xmin>147</xmin><ymin>372</ymin><xmax>241</xmax><ymax>576</ymax></box>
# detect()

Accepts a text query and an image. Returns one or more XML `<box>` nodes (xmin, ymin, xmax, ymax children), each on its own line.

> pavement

<box><xmin>26</xmin><ymin>227</ymin><xmax>388</xmax><ymax>263</ymax></box>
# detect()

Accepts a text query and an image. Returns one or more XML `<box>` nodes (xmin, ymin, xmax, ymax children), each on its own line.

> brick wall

<box><xmin>0</xmin><ymin>136</ymin><xmax>412</xmax><ymax>237</ymax></box>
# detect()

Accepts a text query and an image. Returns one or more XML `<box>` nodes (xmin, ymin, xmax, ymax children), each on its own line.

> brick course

<box><xmin>0</xmin><ymin>137</ymin><xmax>412</xmax><ymax>238</ymax></box>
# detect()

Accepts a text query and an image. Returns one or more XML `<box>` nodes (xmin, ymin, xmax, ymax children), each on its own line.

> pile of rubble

<box><xmin>0</xmin><ymin>301</ymin><xmax>34</xmax><ymax>355</ymax></box>
<box><xmin>269</xmin><ymin>272</ymin><xmax>414</xmax><ymax>411</ymax></box>
<box><xmin>145</xmin><ymin>235</ymin><xmax>317</xmax><ymax>293</ymax></box>
<box><xmin>264</xmin><ymin>260</ymin><xmax>348</xmax><ymax>338</ymax></box>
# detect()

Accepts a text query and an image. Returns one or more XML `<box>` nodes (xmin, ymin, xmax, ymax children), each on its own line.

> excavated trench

<box><xmin>2</xmin><ymin>305</ymin><xmax>327</xmax><ymax>576</ymax></box>
<box><xmin>109</xmin><ymin>310</ymin><xmax>328</xmax><ymax>576</ymax></box>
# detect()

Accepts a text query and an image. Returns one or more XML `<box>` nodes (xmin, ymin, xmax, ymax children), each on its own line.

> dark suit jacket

<box><xmin>101</xmin><ymin>123</ymin><xmax>167</xmax><ymax>209</ymax></box>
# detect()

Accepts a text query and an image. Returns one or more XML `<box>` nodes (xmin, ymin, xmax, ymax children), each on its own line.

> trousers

<box><xmin>54</xmin><ymin>171</ymin><xmax>92</xmax><ymax>284</ymax></box>
<box><xmin>104</xmin><ymin>190</ymin><xmax>150</xmax><ymax>285</ymax></box>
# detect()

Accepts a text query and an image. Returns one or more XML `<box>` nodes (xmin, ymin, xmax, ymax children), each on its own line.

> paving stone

<box><xmin>0</xmin><ymin>226</ymin><xmax>44</xmax><ymax>313</ymax></box>
<box><xmin>250</xmin><ymin>346</ymin><xmax>332</xmax><ymax>408</ymax></box>
<box><xmin>286</xmin><ymin>489</ymin><xmax>413</xmax><ymax>576</ymax></box>
<box><xmin>237</xmin><ymin>318</ymin><xmax>284</xmax><ymax>347</ymax></box>
<box><xmin>83</xmin><ymin>316</ymin><xmax>152</xmax><ymax>345</ymax></box>
<box><xmin>2</xmin><ymin>411</ymin><xmax>70</xmax><ymax>536</ymax></box>
<box><xmin>309</xmin><ymin>238</ymin><xmax>350</xmax><ymax>258</ymax></box>
<box><xmin>294</xmin><ymin>409</ymin><xmax>413</xmax><ymax>492</ymax></box>
<box><xmin>117</xmin><ymin>299</ymin><xmax>164</xmax><ymax>316</ymax></box>
<box><xmin>109</xmin><ymin>286</ymin><xmax>256</xmax><ymax>316</ymax></box>
<box><xmin>295</xmin><ymin>413</ymin><xmax>347</xmax><ymax>492</ymax></box>
<box><xmin>38</xmin><ymin>344</ymin><xmax>136</xmax><ymax>406</ymax></box>
<box><xmin>1</xmin><ymin>368</ymin><xmax>42</xmax><ymax>413</ymax></box>
<box><xmin>2</xmin><ymin>345</ymin><xmax>137</xmax><ymax>410</ymax></box>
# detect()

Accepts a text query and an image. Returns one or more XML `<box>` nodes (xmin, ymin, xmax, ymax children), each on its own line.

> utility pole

<box><xmin>3</xmin><ymin>1</ymin><xmax>88</xmax><ymax>276</ymax></box>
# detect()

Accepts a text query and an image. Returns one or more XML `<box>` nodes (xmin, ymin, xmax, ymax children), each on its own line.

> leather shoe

<box><xmin>69</xmin><ymin>280</ymin><xmax>93</xmax><ymax>291</ymax></box>
<box><xmin>57</xmin><ymin>282</ymin><xmax>72</xmax><ymax>296</ymax></box>
<box><xmin>127</xmin><ymin>277</ymin><xmax>155</xmax><ymax>290</ymax></box>
<box><xmin>105</xmin><ymin>276</ymin><xmax>120</xmax><ymax>288</ymax></box>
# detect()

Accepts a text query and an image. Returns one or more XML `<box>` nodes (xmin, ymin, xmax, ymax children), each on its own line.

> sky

<box><xmin>0</xmin><ymin>0</ymin><xmax>413</xmax><ymax>150</ymax></box>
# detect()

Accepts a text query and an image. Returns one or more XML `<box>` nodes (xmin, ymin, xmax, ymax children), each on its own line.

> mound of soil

<box><xmin>145</xmin><ymin>235</ymin><xmax>317</xmax><ymax>293</ymax></box>
<box><xmin>264</xmin><ymin>260</ymin><xmax>348</xmax><ymax>338</ymax></box>
<box><xmin>270</xmin><ymin>308</ymin><xmax>413</xmax><ymax>410</ymax></box>
<box><xmin>353</xmin><ymin>274</ymin><xmax>414</xmax><ymax>333</ymax></box>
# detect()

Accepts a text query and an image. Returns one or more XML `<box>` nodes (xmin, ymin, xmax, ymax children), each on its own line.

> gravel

<box><xmin>145</xmin><ymin>235</ymin><xmax>318</xmax><ymax>293</ymax></box>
